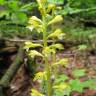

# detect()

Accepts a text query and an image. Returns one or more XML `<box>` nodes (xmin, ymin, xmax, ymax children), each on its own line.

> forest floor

<box><xmin>5</xmin><ymin>47</ymin><xmax>96</xmax><ymax>96</ymax></box>
<box><xmin>0</xmin><ymin>40</ymin><xmax>96</xmax><ymax>96</ymax></box>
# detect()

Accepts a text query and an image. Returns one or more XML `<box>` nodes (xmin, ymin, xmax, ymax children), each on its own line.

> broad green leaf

<box><xmin>55</xmin><ymin>74</ymin><xmax>69</xmax><ymax>83</ymax></box>
<box><xmin>53</xmin><ymin>89</ymin><xmax>71</xmax><ymax>96</ymax></box>
<box><xmin>48</xmin><ymin>0</ymin><xmax>64</xmax><ymax>4</ymax></box>
<box><xmin>0</xmin><ymin>10</ymin><xmax>10</xmax><ymax>18</ymax></box>
<box><xmin>53</xmin><ymin>91</ymin><xmax>64</xmax><ymax>96</ymax></box>
<box><xmin>69</xmin><ymin>79</ymin><xmax>84</xmax><ymax>93</ymax></box>
<box><xmin>83</xmin><ymin>79</ymin><xmax>96</xmax><ymax>90</ymax></box>
<box><xmin>78</xmin><ymin>44</ymin><xmax>87</xmax><ymax>51</ymax></box>
<box><xmin>59</xmin><ymin>6</ymin><xmax>77</xmax><ymax>16</ymax></box>
<box><xmin>72</xmin><ymin>69</ymin><xmax>86</xmax><ymax>78</ymax></box>
<box><xmin>20</xmin><ymin>3</ymin><xmax>37</xmax><ymax>12</ymax></box>
<box><xmin>28</xmin><ymin>50</ymin><xmax>43</xmax><ymax>58</ymax></box>
<box><xmin>53</xmin><ymin>85</ymin><xmax>71</xmax><ymax>96</ymax></box>
<box><xmin>8</xmin><ymin>1</ymin><xmax>19</xmax><ymax>12</ymax></box>
<box><xmin>0</xmin><ymin>0</ymin><xmax>5</xmax><ymax>5</ymax></box>
<box><xmin>11</xmin><ymin>12</ymin><xmax>28</xmax><ymax>24</ymax></box>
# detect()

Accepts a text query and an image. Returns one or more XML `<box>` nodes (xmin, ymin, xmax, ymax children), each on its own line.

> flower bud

<box><xmin>39</xmin><ymin>6</ymin><xmax>46</xmax><ymax>16</ymax></box>
<box><xmin>29</xmin><ymin>16</ymin><xmax>42</xmax><ymax>24</ymax></box>
<box><xmin>47</xmin><ymin>4</ymin><xmax>56</xmax><ymax>13</ymax></box>
<box><xmin>48</xmin><ymin>15</ymin><xmax>63</xmax><ymax>25</ymax></box>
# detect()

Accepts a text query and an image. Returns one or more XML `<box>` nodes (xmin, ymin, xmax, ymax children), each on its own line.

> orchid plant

<box><xmin>24</xmin><ymin>0</ymin><xmax>69</xmax><ymax>96</ymax></box>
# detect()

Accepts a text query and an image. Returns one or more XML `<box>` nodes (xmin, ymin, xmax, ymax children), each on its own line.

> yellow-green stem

<box><xmin>43</xmin><ymin>16</ymin><xmax>52</xmax><ymax>96</ymax></box>
<box><xmin>52</xmin><ymin>39</ymin><xmax>58</xmax><ymax>78</ymax></box>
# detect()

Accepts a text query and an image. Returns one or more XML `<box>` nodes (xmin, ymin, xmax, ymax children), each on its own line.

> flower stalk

<box><xmin>42</xmin><ymin>15</ymin><xmax>52</xmax><ymax>96</ymax></box>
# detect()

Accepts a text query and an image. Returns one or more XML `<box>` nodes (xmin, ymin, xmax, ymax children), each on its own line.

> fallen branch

<box><xmin>4</xmin><ymin>38</ymin><xmax>53</xmax><ymax>43</ymax></box>
<box><xmin>0</xmin><ymin>45</ymin><xmax>24</xmax><ymax>95</ymax></box>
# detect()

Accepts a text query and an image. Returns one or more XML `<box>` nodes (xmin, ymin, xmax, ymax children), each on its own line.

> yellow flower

<box><xmin>26</xmin><ymin>25</ymin><xmax>34</xmax><ymax>31</ymax></box>
<box><xmin>42</xmin><ymin>46</ymin><xmax>55</xmax><ymax>58</ymax></box>
<box><xmin>47</xmin><ymin>4</ymin><xmax>56</xmax><ymax>13</ymax></box>
<box><xmin>38</xmin><ymin>6</ymin><xmax>46</xmax><ymax>16</ymax></box>
<box><xmin>57</xmin><ymin>6</ymin><xmax>62</xmax><ymax>10</ymax></box>
<box><xmin>36</xmin><ymin>0</ymin><xmax>42</xmax><ymax>8</ymax></box>
<box><xmin>36</xmin><ymin>0</ymin><xmax>46</xmax><ymax>16</ymax></box>
<box><xmin>28</xmin><ymin>50</ymin><xmax>43</xmax><ymax>58</ymax></box>
<box><xmin>48</xmin><ymin>29</ymin><xmax>65</xmax><ymax>39</ymax></box>
<box><xmin>24</xmin><ymin>41</ymin><xmax>43</xmax><ymax>51</ymax></box>
<box><xmin>27</xmin><ymin>16</ymin><xmax>43</xmax><ymax>31</ymax></box>
<box><xmin>37</xmin><ymin>0</ymin><xmax>46</xmax><ymax>5</ymax></box>
<box><xmin>33</xmin><ymin>71</ymin><xmax>46</xmax><ymax>81</ymax></box>
<box><xmin>31</xmin><ymin>89</ymin><xmax>45</xmax><ymax>96</ymax></box>
<box><xmin>52</xmin><ymin>58</ymin><xmax>68</xmax><ymax>67</ymax></box>
<box><xmin>48</xmin><ymin>15</ymin><xmax>63</xmax><ymax>25</ymax></box>
<box><xmin>49</xmin><ymin>43</ymin><xmax>64</xmax><ymax>50</ymax></box>
<box><xmin>28</xmin><ymin>16</ymin><xmax>42</xmax><ymax>24</ymax></box>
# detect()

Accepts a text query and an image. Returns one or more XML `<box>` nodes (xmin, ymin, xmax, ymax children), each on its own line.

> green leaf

<box><xmin>0</xmin><ymin>0</ymin><xmax>5</xmax><ymax>5</ymax></box>
<box><xmin>20</xmin><ymin>2</ymin><xmax>37</xmax><ymax>12</ymax></box>
<box><xmin>83</xmin><ymin>79</ymin><xmax>96</xmax><ymax>90</ymax></box>
<box><xmin>78</xmin><ymin>44</ymin><xmax>87</xmax><ymax>51</ymax></box>
<box><xmin>48</xmin><ymin>0</ymin><xmax>64</xmax><ymax>4</ymax></box>
<box><xmin>53</xmin><ymin>91</ymin><xmax>64</xmax><ymax>96</ymax></box>
<box><xmin>55</xmin><ymin>74</ymin><xmax>69</xmax><ymax>83</ymax></box>
<box><xmin>11</xmin><ymin>12</ymin><xmax>28</xmax><ymax>24</ymax></box>
<box><xmin>53</xmin><ymin>88</ymin><xmax>71</xmax><ymax>96</ymax></box>
<box><xmin>69</xmin><ymin>79</ymin><xmax>84</xmax><ymax>93</ymax></box>
<box><xmin>8</xmin><ymin>1</ymin><xmax>19</xmax><ymax>12</ymax></box>
<box><xmin>0</xmin><ymin>10</ymin><xmax>10</xmax><ymax>19</ymax></box>
<box><xmin>72</xmin><ymin>69</ymin><xmax>86</xmax><ymax>78</ymax></box>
